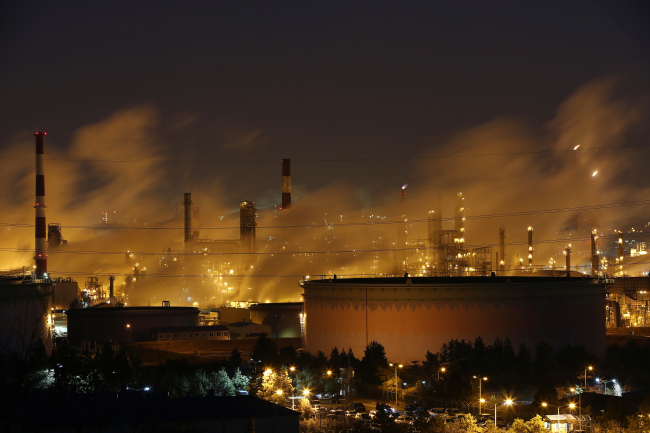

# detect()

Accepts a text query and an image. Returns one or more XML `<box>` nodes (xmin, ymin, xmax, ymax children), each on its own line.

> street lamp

<box><xmin>389</xmin><ymin>363</ymin><xmax>403</xmax><ymax>408</ymax></box>
<box><xmin>571</xmin><ymin>388</ymin><xmax>583</xmax><ymax>430</ymax></box>
<box><xmin>585</xmin><ymin>366</ymin><xmax>593</xmax><ymax>391</ymax></box>
<box><xmin>473</xmin><ymin>376</ymin><xmax>488</xmax><ymax>414</ymax></box>
<box><xmin>494</xmin><ymin>400</ymin><xmax>513</xmax><ymax>427</ymax></box>
<box><xmin>438</xmin><ymin>367</ymin><xmax>446</xmax><ymax>381</ymax></box>
<box><xmin>542</xmin><ymin>403</ymin><xmax>562</xmax><ymax>433</ymax></box>
<box><xmin>542</xmin><ymin>403</ymin><xmax>575</xmax><ymax>433</ymax></box>
<box><xmin>595</xmin><ymin>378</ymin><xmax>615</xmax><ymax>395</ymax></box>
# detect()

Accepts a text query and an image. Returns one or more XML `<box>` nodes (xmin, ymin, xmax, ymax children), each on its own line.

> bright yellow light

<box><xmin>265</xmin><ymin>369</ymin><xmax>273</xmax><ymax>375</ymax></box>
<box><xmin>303</xmin><ymin>389</ymin><xmax>310</xmax><ymax>395</ymax></box>
<box><xmin>441</xmin><ymin>367</ymin><xmax>446</xmax><ymax>372</ymax></box>
<box><xmin>505</xmin><ymin>399</ymin><xmax>513</xmax><ymax>405</ymax></box>
<box><xmin>574</xmin><ymin>144</ymin><xmax>580</xmax><ymax>150</ymax></box>
<box><xmin>327</xmin><ymin>370</ymin><xmax>332</xmax><ymax>376</ymax></box>
<box><xmin>569</xmin><ymin>403</ymin><xmax>576</xmax><ymax>409</ymax></box>
<box><xmin>592</xmin><ymin>170</ymin><xmax>599</xmax><ymax>177</ymax></box>
<box><xmin>276</xmin><ymin>389</ymin><xmax>283</xmax><ymax>395</ymax></box>
<box><xmin>480</xmin><ymin>398</ymin><xmax>485</xmax><ymax>403</ymax></box>
<box><xmin>542</xmin><ymin>403</ymin><xmax>548</xmax><ymax>407</ymax></box>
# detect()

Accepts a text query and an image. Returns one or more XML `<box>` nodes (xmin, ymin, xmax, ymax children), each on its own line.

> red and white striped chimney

<box><xmin>34</xmin><ymin>132</ymin><xmax>48</xmax><ymax>278</ymax></box>
<box><xmin>281</xmin><ymin>158</ymin><xmax>291</xmax><ymax>210</ymax></box>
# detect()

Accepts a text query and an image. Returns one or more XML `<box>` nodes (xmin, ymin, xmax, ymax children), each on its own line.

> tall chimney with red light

<box><xmin>527</xmin><ymin>226</ymin><xmax>533</xmax><ymax>268</ymax></box>
<box><xmin>281</xmin><ymin>158</ymin><xmax>291</xmax><ymax>209</ymax></box>
<box><xmin>183</xmin><ymin>193</ymin><xmax>193</xmax><ymax>243</ymax></box>
<box><xmin>34</xmin><ymin>132</ymin><xmax>48</xmax><ymax>277</ymax></box>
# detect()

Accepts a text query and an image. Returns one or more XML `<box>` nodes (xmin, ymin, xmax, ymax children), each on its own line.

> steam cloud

<box><xmin>1</xmin><ymin>77</ymin><xmax>648</xmax><ymax>307</ymax></box>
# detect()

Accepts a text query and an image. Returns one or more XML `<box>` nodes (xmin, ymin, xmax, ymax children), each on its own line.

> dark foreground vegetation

<box><xmin>1</xmin><ymin>335</ymin><xmax>649</xmax><ymax>432</ymax></box>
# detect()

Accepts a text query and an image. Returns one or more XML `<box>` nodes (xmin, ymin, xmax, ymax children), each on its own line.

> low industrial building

<box><xmin>227</xmin><ymin>321</ymin><xmax>272</xmax><ymax>339</ymax></box>
<box><xmin>66</xmin><ymin>306</ymin><xmax>200</xmax><ymax>347</ymax></box>
<box><xmin>153</xmin><ymin>325</ymin><xmax>230</xmax><ymax>341</ymax></box>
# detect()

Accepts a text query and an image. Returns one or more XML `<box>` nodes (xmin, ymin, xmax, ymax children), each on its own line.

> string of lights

<box><xmin>0</xmin><ymin>231</ymin><xmax>646</xmax><ymax>258</ymax></box>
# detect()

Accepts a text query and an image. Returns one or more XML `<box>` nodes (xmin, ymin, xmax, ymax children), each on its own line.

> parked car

<box><xmin>351</xmin><ymin>402</ymin><xmax>366</xmax><ymax>413</ymax></box>
<box><xmin>356</xmin><ymin>413</ymin><xmax>372</xmax><ymax>422</ymax></box>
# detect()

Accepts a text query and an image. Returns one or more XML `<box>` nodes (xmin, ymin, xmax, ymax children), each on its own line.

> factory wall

<box><xmin>0</xmin><ymin>279</ymin><xmax>53</xmax><ymax>357</ymax></box>
<box><xmin>249</xmin><ymin>302</ymin><xmax>303</xmax><ymax>338</ymax></box>
<box><xmin>301</xmin><ymin>276</ymin><xmax>607</xmax><ymax>362</ymax></box>
<box><xmin>66</xmin><ymin>306</ymin><xmax>199</xmax><ymax>346</ymax></box>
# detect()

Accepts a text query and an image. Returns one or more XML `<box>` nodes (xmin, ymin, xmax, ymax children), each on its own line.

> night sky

<box><xmin>1</xmin><ymin>1</ymin><xmax>650</xmax><ymax>300</ymax></box>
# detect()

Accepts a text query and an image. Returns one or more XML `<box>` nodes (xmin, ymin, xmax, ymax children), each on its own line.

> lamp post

<box><xmin>542</xmin><ymin>403</ymin><xmax>575</xmax><ymax>433</ymax></box>
<box><xmin>542</xmin><ymin>403</ymin><xmax>561</xmax><ymax>433</ymax></box>
<box><xmin>584</xmin><ymin>366</ymin><xmax>593</xmax><ymax>391</ymax></box>
<box><xmin>571</xmin><ymin>388</ymin><xmax>582</xmax><ymax>430</ymax></box>
<box><xmin>595</xmin><ymin>378</ymin><xmax>615</xmax><ymax>395</ymax></box>
<box><xmin>438</xmin><ymin>367</ymin><xmax>446</xmax><ymax>381</ymax></box>
<box><xmin>473</xmin><ymin>376</ymin><xmax>488</xmax><ymax>414</ymax></box>
<box><xmin>494</xmin><ymin>400</ymin><xmax>513</xmax><ymax>427</ymax></box>
<box><xmin>389</xmin><ymin>363</ymin><xmax>403</xmax><ymax>408</ymax></box>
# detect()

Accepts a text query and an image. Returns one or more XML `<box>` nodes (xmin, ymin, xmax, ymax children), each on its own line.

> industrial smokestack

<box><xmin>183</xmin><ymin>193</ymin><xmax>192</xmax><ymax>242</ymax></box>
<box><xmin>240</xmin><ymin>200</ymin><xmax>257</xmax><ymax>254</ymax></box>
<box><xmin>591</xmin><ymin>230</ymin><xmax>599</xmax><ymax>276</ymax></box>
<box><xmin>34</xmin><ymin>132</ymin><xmax>48</xmax><ymax>278</ymax></box>
<box><xmin>454</xmin><ymin>192</ymin><xmax>465</xmax><ymax>235</ymax></box>
<box><xmin>618</xmin><ymin>237</ymin><xmax>624</xmax><ymax>276</ymax></box>
<box><xmin>527</xmin><ymin>226</ymin><xmax>533</xmax><ymax>268</ymax></box>
<box><xmin>499</xmin><ymin>226</ymin><xmax>506</xmax><ymax>271</ymax></box>
<box><xmin>564</xmin><ymin>244</ymin><xmax>572</xmax><ymax>274</ymax></box>
<box><xmin>281</xmin><ymin>158</ymin><xmax>291</xmax><ymax>210</ymax></box>
<box><xmin>109</xmin><ymin>275</ymin><xmax>115</xmax><ymax>299</ymax></box>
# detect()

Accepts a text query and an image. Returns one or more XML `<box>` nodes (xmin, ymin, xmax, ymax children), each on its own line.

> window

<box><xmin>167</xmin><ymin>333</ymin><xmax>171</xmax><ymax>338</ymax></box>
<box><xmin>174</xmin><ymin>333</ymin><xmax>178</xmax><ymax>338</ymax></box>
<box><xmin>181</xmin><ymin>333</ymin><xmax>186</xmax><ymax>338</ymax></box>
<box><xmin>195</xmin><ymin>332</ymin><xmax>199</xmax><ymax>337</ymax></box>
<box><xmin>224</xmin><ymin>331</ymin><xmax>228</xmax><ymax>336</ymax></box>
<box><xmin>216</xmin><ymin>332</ymin><xmax>221</xmax><ymax>336</ymax></box>
<box><xmin>202</xmin><ymin>333</ymin><xmax>206</xmax><ymax>337</ymax></box>
<box><xmin>209</xmin><ymin>332</ymin><xmax>214</xmax><ymax>337</ymax></box>
<box><xmin>158</xmin><ymin>333</ymin><xmax>163</xmax><ymax>339</ymax></box>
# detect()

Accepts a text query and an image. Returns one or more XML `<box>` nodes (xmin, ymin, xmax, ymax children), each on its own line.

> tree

<box><xmin>359</xmin><ymin>341</ymin><xmax>388</xmax><ymax>385</ymax></box>
<box><xmin>231</xmin><ymin>367</ymin><xmax>250</xmax><ymax>392</ymax></box>
<box><xmin>252</xmin><ymin>335</ymin><xmax>278</xmax><ymax>366</ymax></box>
<box><xmin>456</xmin><ymin>414</ymin><xmax>481</xmax><ymax>433</ymax></box>
<box><xmin>210</xmin><ymin>368</ymin><xmax>236</xmax><ymax>396</ymax></box>
<box><xmin>257</xmin><ymin>367</ymin><xmax>294</xmax><ymax>406</ymax></box>
<box><xmin>229</xmin><ymin>347</ymin><xmax>243</xmax><ymax>368</ymax></box>
<box><xmin>525</xmin><ymin>415</ymin><xmax>546</xmax><ymax>433</ymax></box>
<box><xmin>299</xmin><ymin>397</ymin><xmax>313</xmax><ymax>419</ymax></box>
<box><xmin>508</xmin><ymin>418</ymin><xmax>527</xmax><ymax>433</ymax></box>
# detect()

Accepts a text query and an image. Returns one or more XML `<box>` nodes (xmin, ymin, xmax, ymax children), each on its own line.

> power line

<box><xmin>0</xmin><ymin>231</ymin><xmax>646</xmax><ymax>258</ymax></box>
<box><xmin>0</xmin><ymin>144</ymin><xmax>647</xmax><ymax>164</ymax></box>
<box><xmin>1</xmin><ymin>199</ymin><xmax>649</xmax><ymax>232</ymax></box>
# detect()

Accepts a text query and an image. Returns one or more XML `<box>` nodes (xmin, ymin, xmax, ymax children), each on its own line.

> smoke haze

<box><xmin>1</xmin><ymin>77</ymin><xmax>649</xmax><ymax>306</ymax></box>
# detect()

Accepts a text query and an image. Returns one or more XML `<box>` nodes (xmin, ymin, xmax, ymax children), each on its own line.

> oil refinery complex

<box><xmin>0</xmin><ymin>132</ymin><xmax>649</xmax><ymax>362</ymax></box>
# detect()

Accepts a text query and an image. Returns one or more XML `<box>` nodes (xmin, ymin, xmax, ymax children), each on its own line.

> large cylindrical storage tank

<box><xmin>300</xmin><ymin>276</ymin><xmax>608</xmax><ymax>361</ymax></box>
<box><xmin>66</xmin><ymin>306</ymin><xmax>199</xmax><ymax>346</ymax></box>
<box><xmin>0</xmin><ymin>279</ymin><xmax>53</xmax><ymax>356</ymax></box>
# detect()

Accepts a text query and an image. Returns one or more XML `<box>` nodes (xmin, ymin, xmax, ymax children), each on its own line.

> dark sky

<box><xmin>2</xmin><ymin>0</ymin><xmax>650</xmax><ymax>296</ymax></box>
<box><xmin>3</xmin><ymin>2</ymin><xmax>648</xmax><ymax>170</ymax></box>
